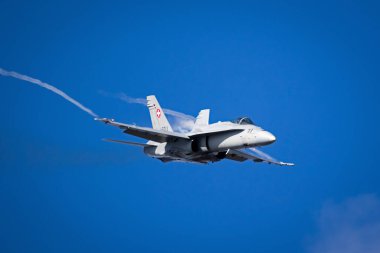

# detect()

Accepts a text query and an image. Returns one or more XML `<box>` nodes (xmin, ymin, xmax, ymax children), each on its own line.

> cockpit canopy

<box><xmin>231</xmin><ymin>116</ymin><xmax>255</xmax><ymax>125</ymax></box>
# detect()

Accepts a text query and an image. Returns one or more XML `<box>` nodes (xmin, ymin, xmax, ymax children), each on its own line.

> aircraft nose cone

<box><xmin>267</xmin><ymin>132</ymin><xmax>276</xmax><ymax>143</ymax></box>
<box><xmin>261</xmin><ymin>131</ymin><xmax>276</xmax><ymax>145</ymax></box>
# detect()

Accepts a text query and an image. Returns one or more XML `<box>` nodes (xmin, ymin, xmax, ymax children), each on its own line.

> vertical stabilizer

<box><xmin>146</xmin><ymin>95</ymin><xmax>173</xmax><ymax>132</ymax></box>
<box><xmin>192</xmin><ymin>109</ymin><xmax>210</xmax><ymax>132</ymax></box>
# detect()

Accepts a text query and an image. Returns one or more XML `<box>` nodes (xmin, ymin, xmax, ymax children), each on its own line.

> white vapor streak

<box><xmin>100</xmin><ymin>91</ymin><xmax>195</xmax><ymax>132</ymax></box>
<box><xmin>0</xmin><ymin>68</ymin><xmax>98</xmax><ymax>117</ymax></box>
<box><xmin>249</xmin><ymin>147</ymin><xmax>278</xmax><ymax>161</ymax></box>
<box><xmin>118</xmin><ymin>93</ymin><xmax>147</xmax><ymax>105</ymax></box>
<box><xmin>162</xmin><ymin>108</ymin><xmax>195</xmax><ymax>121</ymax></box>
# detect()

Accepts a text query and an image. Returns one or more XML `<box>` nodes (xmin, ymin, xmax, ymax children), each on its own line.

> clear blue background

<box><xmin>0</xmin><ymin>1</ymin><xmax>379</xmax><ymax>252</ymax></box>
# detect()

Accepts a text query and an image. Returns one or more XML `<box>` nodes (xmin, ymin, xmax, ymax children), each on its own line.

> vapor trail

<box><xmin>99</xmin><ymin>91</ymin><xmax>195</xmax><ymax>132</ymax></box>
<box><xmin>0</xmin><ymin>68</ymin><xmax>98</xmax><ymax>117</ymax></box>
<box><xmin>161</xmin><ymin>108</ymin><xmax>195</xmax><ymax>121</ymax></box>
<box><xmin>116</xmin><ymin>92</ymin><xmax>147</xmax><ymax>105</ymax></box>
<box><xmin>249</xmin><ymin>147</ymin><xmax>278</xmax><ymax>161</ymax></box>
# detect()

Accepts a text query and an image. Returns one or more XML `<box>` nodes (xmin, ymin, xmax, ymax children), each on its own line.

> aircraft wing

<box><xmin>95</xmin><ymin>118</ymin><xmax>190</xmax><ymax>143</ymax></box>
<box><xmin>226</xmin><ymin>149</ymin><xmax>295</xmax><ymax>166</ymax></box>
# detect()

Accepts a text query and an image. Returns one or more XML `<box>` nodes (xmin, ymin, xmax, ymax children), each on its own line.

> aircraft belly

<box><xmin>144</xmin><ymin>144</ymin><xmax>224</xmax><ymax>164</ymax></box>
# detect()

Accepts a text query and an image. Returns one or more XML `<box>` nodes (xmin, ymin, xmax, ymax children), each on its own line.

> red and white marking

<box><xmin>156</xmin><ymin>108</ymin><xmax>161</xmax><ymax>118</ymax></box>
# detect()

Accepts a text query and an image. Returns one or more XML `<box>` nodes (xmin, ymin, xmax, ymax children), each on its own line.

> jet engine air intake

<box><xmin>191</xmin><ymin>136</ymin><xmax>209</xmax><ymax>152</ymax></box>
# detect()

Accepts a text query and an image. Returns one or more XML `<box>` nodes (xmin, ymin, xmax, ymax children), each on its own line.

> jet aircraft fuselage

<box><xmin>97</xmin><ymin>96</ymin><xmax>293</xmax><ymax>166</ymax></box>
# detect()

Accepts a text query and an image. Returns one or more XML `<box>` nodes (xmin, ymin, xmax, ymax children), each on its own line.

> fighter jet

<box><xmin>96</xmin><ymin>95</ymin><xmax>294</xmax><ymax>166</ymax></box>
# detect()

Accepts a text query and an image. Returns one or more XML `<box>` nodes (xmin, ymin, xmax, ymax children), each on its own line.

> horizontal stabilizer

<box><xmin>102</xmin><ymin>138</ymin><xmax>155</xmax><ymax>147</ymax></box>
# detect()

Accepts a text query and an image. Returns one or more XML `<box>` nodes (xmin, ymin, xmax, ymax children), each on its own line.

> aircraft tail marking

<box><xmin>146</xmin><ymin>95</ymin><xmax>173</xmax><ymax>132</ymax></box>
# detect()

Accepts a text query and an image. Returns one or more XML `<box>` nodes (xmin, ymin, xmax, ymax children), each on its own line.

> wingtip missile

<box><xmin>279</xmin><ymin>162</ymin><xmax>295</xmax><ymax>166</ymax></box>
<box><xmin>94</xmin><ymin>117</ymin><xmax>115</xmax><ymax>124</ymax></box>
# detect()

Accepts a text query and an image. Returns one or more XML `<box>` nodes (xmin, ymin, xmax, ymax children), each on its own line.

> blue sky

<box><xmin>1</xmin><ymin>1</ymin><xmax>379</xmax><ymax>252</ymax></box>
